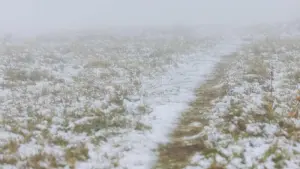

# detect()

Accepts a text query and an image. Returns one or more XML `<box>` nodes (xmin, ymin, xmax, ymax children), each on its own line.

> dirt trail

<box><xmin>154</xmin><ymin>50</ymin><xmax>239</xmax><ymax>169</ymax></box>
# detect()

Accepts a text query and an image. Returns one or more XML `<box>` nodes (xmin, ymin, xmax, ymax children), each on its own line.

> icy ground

<box><xmin>1</xmin><ymin>21</ymin><xmax>300</xmax><ymax>169</ymax></box>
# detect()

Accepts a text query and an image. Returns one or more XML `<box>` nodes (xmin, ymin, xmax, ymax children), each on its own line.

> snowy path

<box><xmin>116</xmin><ymin>37</ymin><xmax>245</xmax><ymax>169</ymax></box>
<box><xmin>0</xmin><ymin>28</ymin><xmax>245</xmax><ymax>169</ymax></box>
<box><xmin>154</xmin><ymin>24</ymin><xmax>300</xmax><ymax>169</ymax></box>
<box><xmin>87</xmin><ymin>37</ymin><xmax>246</xmax><ymax>169</ymax></box>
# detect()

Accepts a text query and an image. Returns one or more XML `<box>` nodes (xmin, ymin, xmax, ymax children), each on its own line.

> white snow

<box><xmin>182</xmin><ymin>22</ymin><xmax>300</xmax><ymax>169</ymax></box>
<box><xmin>75</xmin><ymin>32</ymin><xmax>246</xmax><ymax>169</ymax></box>
<box><xmin>1</xmin><ymin>18</ymin><xmax>300</xmax><ymax>169</ymax></box>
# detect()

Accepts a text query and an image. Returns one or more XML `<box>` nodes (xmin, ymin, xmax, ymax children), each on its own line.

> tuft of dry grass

<box><xmin>259</xmin><ymin>141</ymin><xmax>279</xmax><ymax>163</ymax></box>
<box><xmin>84</xmin><ymin>60</ymin><xmax>111</xmax><ymax>69</ymax></box>
<box><xmin>50</xmin><ymin>136</ymin><xmax>69</xmax><ymax>147</ymax></box>
<box><xmin>0</xmin><ymin>155</ymin><xmax>18</xmax><ymax>165</ymax></box>
<box><xmin>24</xmin><ymin>152</ymin><xmax>64</xmax><ymax>169</ymax></box>
<box><xmin>135</xmin><ymin>121</ymin><xmax>152</xmax><ymax>131</ymax></box>
<box><xmin>208</xmin><ymin>162</ymin><xmax>225</xmax><ymax>169</ymax></box>
<box><xmin>156</xmin><ymin>142</ymin><xmax>205</xmax><ymax>169</ymax></box>
<box><xmin>1</xmin><ymin>139</ymin><xmax>20</xmax><ymax>154</ymax></box>
<box><xmin>64</xmin><ymin>143</ymin><xmax>89</xmax><ymax>168</ymax></box>
<box><xmin>72</xmin><ymin>109</ymin><xmax>131</xmax><ymax>135</ymax></box>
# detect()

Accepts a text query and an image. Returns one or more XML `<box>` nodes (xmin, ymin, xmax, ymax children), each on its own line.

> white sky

<box><xmin>0</xmin><ymin>0</ymin><xmax>300</xmax><ymax>36</ymax></box>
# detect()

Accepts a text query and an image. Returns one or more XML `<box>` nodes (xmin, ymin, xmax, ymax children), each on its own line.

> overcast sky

<box><xmin>0</xmin><ymin>0</ymin><xmax>300</xmax><ymax>36</ymax></box>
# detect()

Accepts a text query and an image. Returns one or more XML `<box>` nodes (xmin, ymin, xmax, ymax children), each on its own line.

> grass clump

<box><xmin>260</xmin><ymin>142</ymin><xmax>278</xmax><ymax>163</ymax></box>
<box><xmin>156</xmin><ymin>141</ymin><xmax>205</xmax><ymax>169</ymax></box>
<box><xmin>135</xmin><ymin>121</ymin><xmax>152</xmax><ymax>131</ymax></box>
<box><xmin>1</xmin><ymin>140</ymin><xmax>20</xmax><ymax>154</ymax></box>
<box><xmin>73</xmin><ymin>115</ymin><xmax>129</xmax><ymax>135</ymax></box>
<box><xmin>208</xmin><ymin>161</ymin><xmax>225</xmax><ymax>169</ymax></box>
<box><xmin>0</xmin><ymin>155</ymin><xmax>18</xmax><ymax>165</ymax></box>
<box><xmin>4</xmin><ymin>68</ymin><xmax>28</xmax><ymax>81</ymax></box>
<box><xmin>72</xmin><ymin>108</ymin><xmax>130</xmax><ymax>135</ymax></box>
<box><xmin>4</xmin><ymin>68</ymin><xmax>53</xmax><ymax>82</ymax></box>
<box><xmin>50</xmin><ymin>136</ymin><xmax>69</xmax><ymax>147</ymax></box>
<box><xmin>65</xmin><ymin>143</ymin><xmax>89</xmax><ymax>168</ymax></box>
<box><xmin>25</xmin><ymin>152</ymin><xmax>63</xmax><ymax>169</ymax></box>
<box><xmin>84</xmin><ymin>60</ymin><xmax>111</xmax><ymax>69</ymax></box>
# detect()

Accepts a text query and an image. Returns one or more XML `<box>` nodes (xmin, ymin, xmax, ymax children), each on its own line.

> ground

<box><xmin>1</xmin><ymin>21</ymin><xmax>300</xmax><ymax>169</ymax></box>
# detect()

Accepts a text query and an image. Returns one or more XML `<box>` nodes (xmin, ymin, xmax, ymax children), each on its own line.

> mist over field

<box><xmin>0</xmin><ymin>0</ymin><xmax>300</xmax><ymax>37</ymax></box>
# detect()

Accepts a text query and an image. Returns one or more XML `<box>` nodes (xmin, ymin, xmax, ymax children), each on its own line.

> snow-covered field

<box><xmin>0</xmin><ymin>27</ymin><xmax>230</xmax><ymax>169</ymax></box>
<box><xmin>1</xmin><ymin>21</ymin><xmax>300</xmax><ymax>169</ymax></box>
<box><xmin>156</xmin><ymin>23</ymin><xmax>300</xmax><ymax>169</ymax></box>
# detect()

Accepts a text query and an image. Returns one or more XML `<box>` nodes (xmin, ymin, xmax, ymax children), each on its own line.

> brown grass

<box><xmin>157</xmin><ymin>142</ymin><xmax>205</xmax><ymax>169</ymax></box>
<box><xmin>25</xmin><ymin>152</ymin><xmax>62</xmax><ymax>169</ymax></box>
<box><xmin>0</xmin><ymin>155</ymin><xmax>18</xmax><ymax>165</ymax></box>
<box><xmin>64</xmin><ymin>143</ymin><xmax>89</xmax><ymax>168</ymax></box>
<box><xmin>208</xmin><ymin>162</ymin><xmax>226</xmax><ymax>169</ymax></box>
<box><xmin>1</xmin><ymin>140</ymin><xmax>20</xmax><ymax>154</ymax></box>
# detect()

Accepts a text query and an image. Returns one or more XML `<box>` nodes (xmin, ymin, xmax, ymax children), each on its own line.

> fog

<box><xmin>1</xmin><ymin>0</ymin><xmax>300</xmax><ymax>37</ymax></box>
